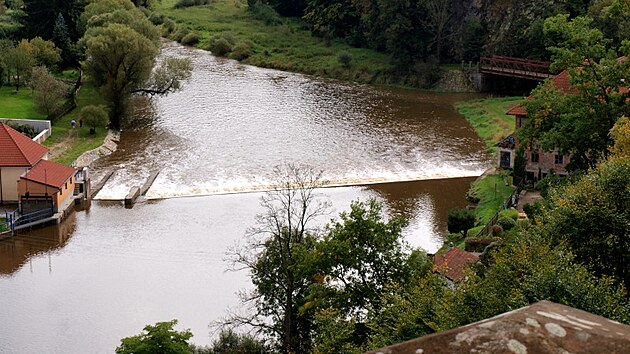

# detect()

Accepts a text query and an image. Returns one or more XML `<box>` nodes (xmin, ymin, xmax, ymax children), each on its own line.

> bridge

<box><xmin>479</xmin><ymin>55</ymin><xmax>554</xmax><ymax>81</ymax></box>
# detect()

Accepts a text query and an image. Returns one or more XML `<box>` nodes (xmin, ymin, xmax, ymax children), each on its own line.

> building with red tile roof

<box><xmin>18</xmin><ymin>160</ymin><xmax>77</xmax><ymax>213</ymax></box>
<box><xmin>433</xmin><ymin>247</ymin><xmax>479</xmax><ymax>282</ymax></box>
<box><xmin>0</xmin><ymin>123</ymin><xmax>49</xmax><ymax>203</ymax></box>
<box><xmin>0</xmin><ymin>123</ymin><xmax>49</xmax><ymax>167</ymax></box>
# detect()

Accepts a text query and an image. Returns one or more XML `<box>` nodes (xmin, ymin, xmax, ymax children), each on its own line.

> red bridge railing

<box><xmin>479</xmin><ymin>55</ymin><xmax>553</xmax><ymax>80</ymax></box>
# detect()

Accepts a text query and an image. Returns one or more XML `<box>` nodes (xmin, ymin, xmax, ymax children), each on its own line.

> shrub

<box><xmin>249</xmin><ymin>0</ymin><xmax>282</xmax><ymax>26</ymax></box>
<box><xmin>523</xmin><ymin>200</ymin><xmax>544</xmax><ymax>221</ymax></box>
<box><xmin>491</xmin><ymin>224</ymin><xmax>503</xmax><ymax>236</ymax></box>
<box><xmin>229</xmin><ymin>41</ymin><xmax>253</xmax><ymax>60</ymax></box>
<box><xmin>171</xmin><ymin>26</ymin><xmax>190</xmax><ymax>42</ymax></box>
<box><xmin>447</xmin><ymin>208</ymin><xmax>476</xmax><ymax>236</ymax></box>
<box><xmin>206</xmin><ymin>33</ymin><xmax>236</xmax><ymax>56</ymax></box>
<box><xmin>80</xmin><ymin>105</ymin><xmax>108</xmax><ymax>134</ymax></box>
<box><xmin>181</xmin><ymin>32</ymin><xmax>201</xmax><ymax>46</ymax></box>
<box><xmin>499</xmin><ymin>207</ymin><xmax>519</xmax><ymax>221</ymax></box>
<box><xmin>7</xmin><ymin>123</ymin><xmax>37</xmax><ymax>138</ymax></box>
<box><xmin>497</xmin><ymin>216</ymin><xmax>516</xmax><ymax>231</ymax></box>
<box><xmin>148</xmin><ymin>12</ymin><xmax>166</xmax><ymax>25</ymax></box>
<box><xmin>337</xmin><ymin>50</ymin><xmax>352</xmax><ymax>68</ymax></box>
<box><xmin>161</xmin><ymin>18</ymin><xmax>176</xmax><ymax>36</ymax></box>
<box><xmin>174</xmin><ymin>0</ymin><xmax>209</xmax><ymax>9</ymax></box>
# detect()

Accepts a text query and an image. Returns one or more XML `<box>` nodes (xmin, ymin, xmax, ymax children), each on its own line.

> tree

<box><xmin>422</xmin><ymin>0</ymin><xmax>451</xmax><ymax>63</ymax></box>
<box><xmin>447</xmin><ymin>208</ymin><xmax>475</xmax><ymax>236</ymax></box>
<box><xmin>4</xmin><ymin>40</ymin><xmax>35</xmax><ymax>90</ymax></box>
<box><xmin>208</xmin><ymin>329</ymin><xmax>271</xmax><ymax>354</ymax></box>
<box><xmin>29</xmin><ymin>37</ymin><xmax>62</xmax><ymax>68</ymax></box>
<box><xmin>31</xmin><ymin>66</ymin><xmax>68</xmax><ymax>118</ymax></box>
<box><xmin>537</xmin><ymin>156</ymin><xmax>630</xmax><ymax>286</ymax></box>
<box><xmin>444</xmin><ymin>233</ymin><xmax>630</xmax><ymax>328</ymax></box>
<box><xmin>80</xmin><ymin>105</ymin><xmax>109</xmax><ymax>133</ymax></box>
<box><xmin>521</xmin><ymin>14</ymin><xmax>630</xmax><ymax>171</ymax></box>
<box><xmin>227</xmin><ymin>164</ymin><xmax>330</xmax><ymax>354</ymax></box>
<box><xmin>52</xmin><ymin>13</ymin><xmax>76</xmax><ymax>66</ymax></box>
<box><xmin>115</xmin><ymin>320</ymin><xmax>193</xmax><ymax>354</ymax></box>
<box><xmin>306</xmin><ymin>199</ymin><xmax>431</xmax><ymax>351</ymax></box>
<box><xmin>81</xmin><ymin>0</ymin><xmax>191</xmax><ymax>129</ymax></box>
<box><xmin>21</xmin><ymin>0</ymin><xmax>86</xmax><ymax>43</ymax></box>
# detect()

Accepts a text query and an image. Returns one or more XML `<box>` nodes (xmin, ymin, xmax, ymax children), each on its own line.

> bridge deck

<box><xmin>480</xmin><ymin>66</ymin><xmax>555</xmax><ymax>81</ymax></box>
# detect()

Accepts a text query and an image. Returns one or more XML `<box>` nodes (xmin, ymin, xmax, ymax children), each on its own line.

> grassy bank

<box><xmin>0</xmin><ymin>80</ymin><xmax>107</xmax><ymax>166</ymax></box>
<box><xmin>154</xmin><ymin>0</ymin><xmax>396</xmax><ymax>84</ymax></box>
<box><xmin>455</xmin><ymin>96</ymin><xmax>524</xmax><ymax>155</ymax></box>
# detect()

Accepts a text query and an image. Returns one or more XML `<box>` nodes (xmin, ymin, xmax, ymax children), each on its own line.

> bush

<box><xmin>7</xmin><ymin>123</ymin><xmax>37</xmax><ymax>138</ymax></box>
<box><xmin>208</xmin><ymin>329</ymin><xmax>271</xmax><ymax>354</ymax></box>
<box><xmin>249</xmin><ymin>0</ymin><xmax>282</xmax><ymax>26</ymax></box>
<box><xmin>499</xmin><ymin>207</ymin><xmax>518</xmax><ymax>221</ymax></box>
<box><xmin>497</xmin><ymin>216</ymin><xmax>516</xmax><ymax>231</ymax></box>
<box><xmin>229</xmin><ymin>41</ymin><xmax>253</xmax><ymax>60</ymax></box>
<box><xmin>523</xmin><ymin>200</ymin><xmax>544</xmax><ymax>221</ymax></box>
<box><xmin>148</xmin><ymin>12</ymin><xmax>166</xmax><ymax>25</ymax></box>
<box><xmin>171</xmin><ymin>26</ymin><xmax>190</xmax><ymax>42</ymax></box>
<box><xmin>80</xmin><ymin>105</ymin><xmax>108</xmax><ymax>134</ymax></box>
<box><xmin>161</xmin><ymin>18</ymin><xmax>176</xmax><ymax>36</ymax></box>
<box><xmin>491</xmin><ymin>224</ymin><xmax>504</xmax><ymax>236</ymax></box>
<box><xmin>174</xmin><ymin>0</ymin><xmax>209</xmax><ymax>9</ymax></box>
<box><xmin>447</xmin><ymin>208</ymin><xmax>476</xmax><ymax>236</ymax></box>
<box><xmin>181</xmin><ymin>32</ymin><xmax>201</xmax><ymax>46</ymax></box>
<box><xmin>337</xmin><ymin>50</ymin><xmax>352</xmax><ymax>68</ymax></box>
<box><xmin>206</xmin><ymin>33</ymin><xmax>236</xmax><ymax>56</ymax></box>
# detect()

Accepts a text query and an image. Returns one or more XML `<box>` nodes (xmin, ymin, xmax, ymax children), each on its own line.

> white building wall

<box><xmin>0</xmin><ymin>167</ymin><xmax>28</xmax><ymax>203</ymax></box>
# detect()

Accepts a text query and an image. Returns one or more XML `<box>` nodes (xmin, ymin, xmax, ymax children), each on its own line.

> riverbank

<box><xmin>153</xmin><ymin>0</ymin><xmax>449</xmax><ymax>88</ymax></box>
<box><xmin>455</xmin><ymin>96</ymin><xmax>524</xmax><ymax>155</ymax></box>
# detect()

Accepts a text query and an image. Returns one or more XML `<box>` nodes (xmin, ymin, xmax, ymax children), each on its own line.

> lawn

<box><xmin>42</xmin><ymin>81</ymin><xmax>108</xmax><ymax>165</ymax></box>
<box><xmin>0</xmin><ymin>86</ymin><xmax>45</xmax><ymax>119</ymax></box>
<box><xmin>455</xmin><ymin>96</ymin><xmax>524</xmax><ymax>155</ymax></box>
<box><xmin>470</xmin><ymin>173</ymin><xmax>515</xmax><ymax>226</ymax></box>
<box><xmin>0</xmin><ymin>79</ymin><xmax>107</xmax><ymax>166</ymax></box>
<box><xmin>154</xmin><ymin>0</ymin><xmax>394</xmax><ymax>84</ymax></box>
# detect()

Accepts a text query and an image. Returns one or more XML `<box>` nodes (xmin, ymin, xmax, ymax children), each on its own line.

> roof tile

<box><xmin>0</xmin><ymin>123</ymin><xmax>48</xmax><ymax>167</ymax></box>
<box><xmin>22</xmin><ymin>159</ymin><xmax>76</xmax><ymax>189</ymax></box>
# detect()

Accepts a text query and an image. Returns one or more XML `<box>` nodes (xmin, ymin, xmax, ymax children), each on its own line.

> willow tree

<box><xmin>81</xmin><ymin>0</ymin><xmax>191</xmax><ymax>129</ymax></box>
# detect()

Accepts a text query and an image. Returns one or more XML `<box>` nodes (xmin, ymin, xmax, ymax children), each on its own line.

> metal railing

<box><xmin>14</xmin><ymin>208</ymin><xmax>53</xmax><ymax>228</ymax></box>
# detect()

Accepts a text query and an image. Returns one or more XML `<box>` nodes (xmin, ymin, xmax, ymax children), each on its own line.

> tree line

<box><xmin>245</xmin><ymin>0</ymin><xmax>627</xmax><ymax>70</ymax></box>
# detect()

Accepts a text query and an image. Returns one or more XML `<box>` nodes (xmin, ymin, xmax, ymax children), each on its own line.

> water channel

<box><xmin>0</xmin><ymin>42</ymin><xmax>489</xmax><ymax>353</ymax></box>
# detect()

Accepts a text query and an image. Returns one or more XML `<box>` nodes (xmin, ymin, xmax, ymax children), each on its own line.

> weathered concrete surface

<box><xmin>73</xmin><ymin>129</ymin><xmax>120</xmax><ymax>168</ymax></box>
<box><xmin>124</xmin><ymin>186</ymin><xmax>140</xmax><ymax>207</ymax></box>
<box><xmin>365</xmin><ymin>301</ymin><xmax>630</xmax><ymax>354</ymax></box>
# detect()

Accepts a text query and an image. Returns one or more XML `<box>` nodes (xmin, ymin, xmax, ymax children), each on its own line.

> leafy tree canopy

<box><xmin>115</xmin><ymin>320</ymin><xmax>193</xmax><ymax>354</ymax></box>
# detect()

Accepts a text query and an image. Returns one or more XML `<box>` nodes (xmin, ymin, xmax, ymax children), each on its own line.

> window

<box><xmin>531</xmin><ymin>152</ymin><xmax>539</xmax><ymax>163</ymax></box>
<box><xmin>65</xmin><ymin>182</ymin><xmax>68</xmax><ymax>190</ymax></box>
<box><xmin>555</xmin><ymin>154</ymin><xmax>564</xmax><ymax>164</ymax></box>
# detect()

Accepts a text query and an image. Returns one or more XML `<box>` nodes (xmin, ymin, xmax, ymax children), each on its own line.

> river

<box><xmin>0</xmin><ymin>42</ymin><xmax>488</xmax><ymax>353</ymax></box>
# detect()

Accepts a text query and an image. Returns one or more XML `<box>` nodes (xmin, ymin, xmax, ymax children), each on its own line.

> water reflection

<box><xmin>0</xmin><ymin>212</ymin><xmax>76</xmax><ymax>276</ymax></box>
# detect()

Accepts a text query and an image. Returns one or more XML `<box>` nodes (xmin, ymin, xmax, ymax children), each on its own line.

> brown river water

<box><xmin>0</xmin><ymin>42</ymin><xmax>488</xmax><ymax>353</ymax></box>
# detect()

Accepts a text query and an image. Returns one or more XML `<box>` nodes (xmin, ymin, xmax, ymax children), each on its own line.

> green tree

<box><xmin>444</xmin><ymin>233</ymin><xmax>630</xmax><ymax>328</ymax></box>
<box><xmin>4</xmin><ymin>40</ymin><xmax>35</xmax><ymax>90</ymax></box>
<box><xmin>31</xmin><ymin>66</ymin><xmax>68</xmax><ymax>118</ymax></box>
<box><xmin>538</xmin><ymin>156</ymin><xmax>630</xmax><ymax>286</ymax></box>
<box><xmin>521</xmin><ymin>14</ymin><xmax>630</xmax><ymax>171</ymax></box>
<box><xmin>116</xmin><ymin>320</ymin><xmax>193</xmax><ymax>354</ymax></box>
<box><xmin>21</xmin><ymin>0</ymin><xmax>86</xmax><ymax>44</ymax></box>
<box><xmin>306</xmin><ymin>198</ymin><xmax>431</xmax><ymax>351</ymax></box>
<box><xmin>447</xmin><ymin>208</ymin><xmax>475</xmax><ymax>236</ymax></box>
<box><xmin>208</xmin><ymin>329</ymin><xmax>271</xmax><ymax>354</ymax></box>
<box><xmin>29</xmin><ymin>37</ymin><xmax>62</xmax><ymax>68</ymax></box>
<box><xmin>228</xmin><ymin>164</ymin><xmax>329</xmax><ymax>354</ymax></box>
<box><xmin>80</xmin><ymin>104</ymin><xmax>109</xmax><ymax>133</ymax></box>
<box><xmin>81</xmin><ymin>0</ymin><xmax>191</xmax><ymax>129</ymax></box>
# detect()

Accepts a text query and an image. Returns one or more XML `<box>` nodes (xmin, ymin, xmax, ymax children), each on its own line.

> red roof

<box><xmin>21</xmin><ymin>159</ymin><xmax>76</xmax><ymax>189</ymax></box>
<box><xmin>434</xmin><ymin>248</ymin><xmax>479</xmax><ymax>281</ymax></box>
<box><xmin>0</xmin><ymin>123</ymin><xmax>48</xmax><ymax>167</ymax></box>
<box><xmin>506</xmin><ymin>105</ymin><xmax>527</xmax><ymax>116</ymax></box>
